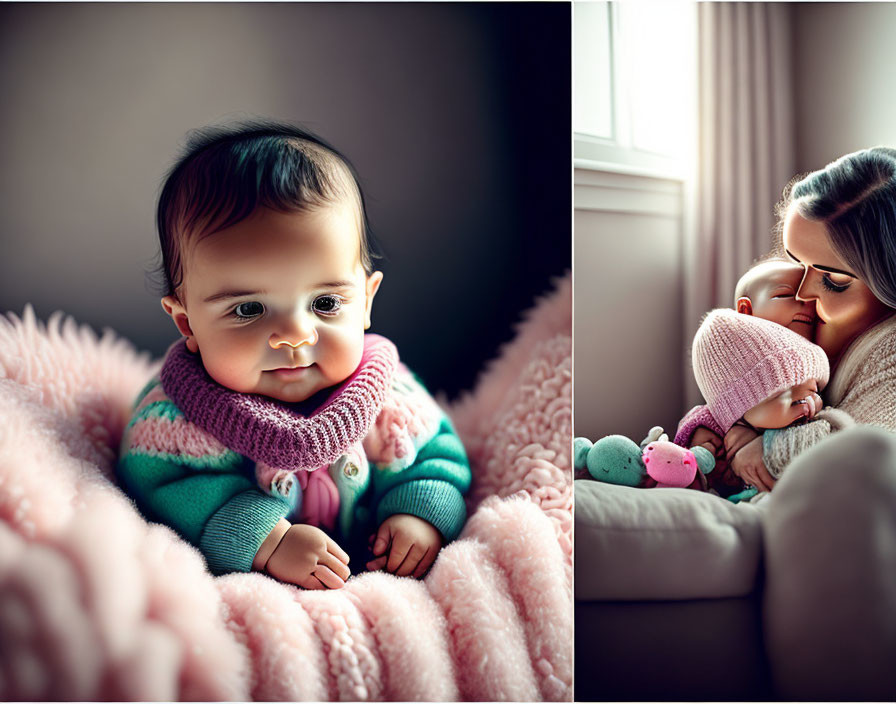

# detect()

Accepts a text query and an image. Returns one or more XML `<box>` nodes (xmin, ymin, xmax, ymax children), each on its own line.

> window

<box><xmin>574</xmin><ymin>1</ymin><xmax>697</xmax><ymax>179</ymax></box>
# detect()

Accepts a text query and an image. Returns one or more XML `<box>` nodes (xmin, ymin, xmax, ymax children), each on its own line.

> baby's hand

<box><xmin>265</xmin><ymin>523</ymin><xmax>351</xmax><ymax>589</ymax></box>
<box><xmin>724</xmin><ymin>424</ymin><xmax>761</xmax><ymax>464</ymax></box>
<box><xmin>691</xmin><ymin>426</ymin><xmax>724</xmax><ymax>458</ymax></box>
<box><xmin>366</xmin><ymin>513</ymin><xmax>443</xmax><ymax>578</ymax></box>
<box><xmin>730</xmin><ymin>434</ymin><xmax>776</xmax><ymax>493</ymax></box>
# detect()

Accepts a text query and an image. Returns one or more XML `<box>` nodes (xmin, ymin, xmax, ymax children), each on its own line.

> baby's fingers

<box><xmin>386</xmin><ymin>533</ymin><xmax>414</xmax><ymax>573</ymax></box>
<box><xmin>325</xmin><ymin>536</ymin><xmax>350</xmax><ymax>564</ymax></box>
<box><xmin>395</xmin><ymin>543</ymin><xmax>428</xmax><ymax>577</ymax></box>
<box><xmin>411</xmin><ymin>547</ymin><xmax>438</xmax><ymax>579</ymax></box>
<box><xmin>370</xmin><ymin>524</ymin><xmax>392</xmax><ymax>557</ymax></box>
<box><xmin>365</xmin><ymin>554</ymin><xmax>388</xmax><ymax>572</ymax></box>
<box><xmin>311</xmin><ymin>565</ymin><xmax>347</xmax><ymax>590</ymax></box>
<box><xmin>319</xmin><ymin>550</ymin><xmax>351</xmax><ymax>581</ymax></box>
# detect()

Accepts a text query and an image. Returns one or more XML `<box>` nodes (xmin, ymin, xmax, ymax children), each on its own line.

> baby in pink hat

<box><xmin>674</xmin><ymin>257</ymin><xmax>858</xmax><ymax>499</ymax></box>
<box><xmin>674</xmin><ymin>304</ymin><xmax>855</xmax><ymax>500</ymax></box>
<box><xmin>677</xmin><ymin>308</ymin><xmax>828</xmax><ymax>443</ymax></box>
<box><xmin>576</xmin><ymin>258</ymin><xmax>851</xmax><ymax>498</ymax></box>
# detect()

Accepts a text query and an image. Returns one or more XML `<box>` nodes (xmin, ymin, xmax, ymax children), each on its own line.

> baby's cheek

<box><xmin>204</xmin><ymin>345</ymin><xmax>260</xmax><ymax>393</ymax></box>
<box><xmin>320</xmin><ymin>327</ymin><xmax>365</xmax><ymax>377</ymax></box>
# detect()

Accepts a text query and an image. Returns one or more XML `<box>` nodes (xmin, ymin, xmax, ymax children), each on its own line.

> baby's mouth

<box><xmin>791</xmin><ymin>313</ymin><xmax>815</xmax><ymax>325</ymax></box>
<box><xmin>270</xmin><ymin>364</ymin><xmax>313</xmax><ymax>379</ymax></box>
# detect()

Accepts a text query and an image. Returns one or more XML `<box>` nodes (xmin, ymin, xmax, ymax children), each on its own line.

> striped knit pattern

<box><xmin>119</xmin><ymin>380</ymin><xmax>291</xmax><ymax>571</ymax></box>
<box><xmin>126</xmin><ymin>383</ymin><xmax>241</xmax><ymax>469</ymax></box>
<box><xmin>160</xmin><ymin>334</ymin><xmax>399</xmax><ymax>471</ymax></box>
<box><xmin>364</xmin><ymin>366</ymin><xmax>444</xmax><ymax>471</ymax></box>
<box><xmin>118</xmin><ymin>338</ymin><xmax>472</xmax><ymax>575</ymax></box>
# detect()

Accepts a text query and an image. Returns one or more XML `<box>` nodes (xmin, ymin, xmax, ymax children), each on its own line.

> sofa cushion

<box><xmin>575</xmin><ymin>480</ymin><xmax>762</xmax><ymax>600</ymax></box>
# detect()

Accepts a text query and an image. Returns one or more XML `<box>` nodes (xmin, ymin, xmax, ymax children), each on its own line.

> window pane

<box><xmin>575</xmin><ymin>2</ymin><xmax>613</xmax><ymax>139</ymax></box>
<box><xmin>618</xmin><ymin>1</ymin><xmax>695</xmax><ymax>159</ymax></box>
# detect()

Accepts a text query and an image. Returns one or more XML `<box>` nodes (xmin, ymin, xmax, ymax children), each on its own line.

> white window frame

<box><xmin>574</xmin><ymin>1</ymin><xmax>697</xmax><ymax>182</ymax></box>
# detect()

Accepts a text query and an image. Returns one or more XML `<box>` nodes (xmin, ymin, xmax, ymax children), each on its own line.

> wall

<box><xmin>573</xmin><ymin>168</ymin><xmax>686</xmax><ymax>441</ymax></box>
<box><xmin>0</xmin><ymin>2</ymin><xmax>570</xmax><ymax>399</ymax></box>
<box><xmin>792</xmin><ymin>2</ymin><xmax>896</xmax><ymax>171</ymax></box>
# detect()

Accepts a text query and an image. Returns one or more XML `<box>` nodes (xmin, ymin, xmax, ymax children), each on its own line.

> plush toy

<box><xmin>574</xmin><ymin>426</ymin><xmax>715</xmax><ymax>491</ymax></box>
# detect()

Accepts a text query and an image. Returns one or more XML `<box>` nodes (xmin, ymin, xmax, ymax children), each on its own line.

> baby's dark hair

<box><xmin>154</xmin><ymin>119</ymin><xmax>377</xmax><ymax>297</ymax></box>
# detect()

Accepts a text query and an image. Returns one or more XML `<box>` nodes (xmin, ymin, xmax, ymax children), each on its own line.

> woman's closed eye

<box><xmin>312</xmin><ymin>294</ymin><xmax>344</xmax><ymax>316</ymax></box>
<box><xmin>820</xmin><ymin>273</ymin><xmax>852</xmax><ymax>292</ymax></box>
<box><xmin>232</xmin><ymin>301</ymin><xmax>265</xmax><ymax>319</ymax></box>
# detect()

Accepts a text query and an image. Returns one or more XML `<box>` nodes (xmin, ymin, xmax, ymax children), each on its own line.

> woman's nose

<box><xmin>794</xmin><ymin>268</ymin><xmax>817</xmax><ymax>303</ymax></box>
<box><xmin>269</xmin><ymin>312</ymin><xmax>318</xmax><ymax>349</ymax></box>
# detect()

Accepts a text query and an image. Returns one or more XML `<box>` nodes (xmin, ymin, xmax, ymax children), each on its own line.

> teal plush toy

<box><xmin>575</xmin><ymin>426</ymin><xmax>716</xmax><ymax>491</ymax></box>
<box><xmin>574</xmin><ymin>435</ymin><xmax>645</xmax><ymax>486</ymax></box>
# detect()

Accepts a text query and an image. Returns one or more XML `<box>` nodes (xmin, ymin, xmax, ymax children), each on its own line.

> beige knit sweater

<box><xmin>763</xmin><ymin>313</ymin><xmax>896</xmax><ymax>477</ymax></box>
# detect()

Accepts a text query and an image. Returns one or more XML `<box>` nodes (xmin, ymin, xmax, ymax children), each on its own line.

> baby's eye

<box><xmin>232</xmin><ymin>301</ymin><xmax>265</xmax><ymax>319</ymax></box>
<box><xmin>312</xmin><ymin>295</ymin><xmax>343</xmax><ymax>316</ymax></box>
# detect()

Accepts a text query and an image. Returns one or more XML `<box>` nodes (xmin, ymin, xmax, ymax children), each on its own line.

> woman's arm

<box><xmin>729</xmin><ymin>408</ymin><xmax>856</xmax><ymax>489</ymax></box>
<box><xmin>762</xmin><ymin>408</ymin><xmax>856</xmax><ymax>477</ymax></box>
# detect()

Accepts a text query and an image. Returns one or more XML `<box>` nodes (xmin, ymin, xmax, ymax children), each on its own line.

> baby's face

<box><xmin>743</xmin><ymin>378</ymin><xmax>823</xmax><ymax>430</ymax></box>
<box><xmin>740</xmin><ymin>261</ymin><xmax>816</xmax><ymax>339</ymax></box>
<box><xmin>164</xmin><ymin>203</ymin><xmax>382</xmax><ymax>403</ymax></box>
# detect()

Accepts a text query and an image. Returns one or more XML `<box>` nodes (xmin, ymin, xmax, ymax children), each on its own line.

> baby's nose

<box><xmin>269</xmin><ymin>313</ymin><xmax>318</xmax><ymax>349</ymax></box>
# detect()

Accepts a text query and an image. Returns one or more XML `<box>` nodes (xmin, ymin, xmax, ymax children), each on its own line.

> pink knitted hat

<box><xmin>691</xmin><ymin>309</ymin><xmax>830</xmax><ymax>433</ymax></box>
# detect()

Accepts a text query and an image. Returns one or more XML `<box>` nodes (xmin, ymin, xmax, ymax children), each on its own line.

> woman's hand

<box><xmin>729</xmin><ymin>434</ymin><xmax>776</xmax><ymax>492</ymax></box>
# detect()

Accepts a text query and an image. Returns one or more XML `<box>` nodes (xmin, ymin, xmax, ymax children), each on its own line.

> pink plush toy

<box><xmin>641</xmin><ymin>441</ymin><xmax>707</xmax><ymax>490</ymax></box>
<box><xmin>574</xmin><ymin>426</ymin><xmax>714</xmax><ymax>491</ymax></box>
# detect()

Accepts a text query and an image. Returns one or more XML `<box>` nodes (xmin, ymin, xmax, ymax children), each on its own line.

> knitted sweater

<box><xmin>117</xmin><ymin>336</ymin><xmax>471</xmax><ymax>576</ymax></box>
<box><xmin>762</xmin><ymin>313</ymin><xmax>896</xmax><ymax>476</ymax></box>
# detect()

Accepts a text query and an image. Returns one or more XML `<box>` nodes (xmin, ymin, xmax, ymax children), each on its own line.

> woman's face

<box><xmin>782</xmin><ymin>205</ymin><xmax>892</xmax><ymax>365</ymax></box>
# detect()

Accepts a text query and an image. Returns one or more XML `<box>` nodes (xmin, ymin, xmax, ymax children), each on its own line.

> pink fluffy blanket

<box><xmin>0</xmin><ymin>276</ymin><xmax>571</xmax><ymax>701</ymax></box>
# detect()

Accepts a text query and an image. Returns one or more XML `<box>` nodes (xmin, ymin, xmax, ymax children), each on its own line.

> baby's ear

<box><xmin>735</xmin><ymin>297</ymin><xmax>753</xmax><ymax>315</ymax></box>
<box><xmin>363</xmin><ymin>271</ymin><xmax>384</xmax><ymax>330</ymax></box>
<box><xmin>161</xmin><ymin>295</ymin><xmax>197</xmax><ymax>351</ymax></box>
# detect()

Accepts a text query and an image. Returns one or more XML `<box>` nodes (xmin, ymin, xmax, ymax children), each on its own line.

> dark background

<box><xmin>0</xmin><ymin>2</ymin><xmax>570</xmax><ymax>399</ymax></box>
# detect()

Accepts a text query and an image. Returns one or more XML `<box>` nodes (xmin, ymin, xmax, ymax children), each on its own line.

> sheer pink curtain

<box><xmin>683</xmin><ymin>2</ymin><xmax>797</xmax><ymax>406</ymax></box>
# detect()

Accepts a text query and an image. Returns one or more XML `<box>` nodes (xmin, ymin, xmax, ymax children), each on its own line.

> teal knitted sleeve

<box><xmin>116</xmin><ymin>388</ymin><xmax>291</xmax><ymax>575</ymax></box>
<box><xmin>372</xmin><ymin>416</ymin><xmax>472</xmax><ymax>542</ymax></box>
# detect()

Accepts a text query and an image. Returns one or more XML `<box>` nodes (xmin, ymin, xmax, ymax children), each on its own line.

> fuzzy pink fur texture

<box><xmin>0</xmin><ymin>274</ymin><xmax>571</xmax><ymax>702</ymax></box>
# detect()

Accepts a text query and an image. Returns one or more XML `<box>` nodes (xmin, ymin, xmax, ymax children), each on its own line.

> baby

<box><xmin>576</xmin><ymin>259</ymin><xmax>847</xmax><ymax>499</ymax></box>
<box><xmin>674</xmin><ymin>307</ymin><xmax>832</xmax><ymax>499</ymax></box>
<box><xmin>677</xmin><ymin>258</ymin><xmax>854</xmax><ymax>498</ymax></box>
<box><xmin>685</xmin><ymin>257</ymin><xmax>817</xmax><ymax>485</ymax></box>
<box><xmin>117</xmin><ymin>121</ymin><xmax>471</xmax><ymax>589</ymax></box>
<box><xmin>732</xmin><ymin>257</ymin><xmax>816</xmax><ymax>339</ymax></box>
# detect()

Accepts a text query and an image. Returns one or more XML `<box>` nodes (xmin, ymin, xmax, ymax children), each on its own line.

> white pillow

<box><xmin>575</xmin><ymin>479</ymin><xmax>763</xmax><ymax>600</ymax></box>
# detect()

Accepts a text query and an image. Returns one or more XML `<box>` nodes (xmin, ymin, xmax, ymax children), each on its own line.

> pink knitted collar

<box><xmin>160</xmin><ymin>334</ymin><xmax>399</xmax><ymax>471</ymax></box>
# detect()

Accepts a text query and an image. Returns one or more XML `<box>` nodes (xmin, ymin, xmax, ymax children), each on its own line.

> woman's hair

<box><xmin>773</xmin><ymin>146</ymin><xmax>896</xmax><ymax>309</ymax></box>
<box><xmin>153</xmin><ymin>119</ymin><xmax>378</xmax><ymax>297</ymax></box>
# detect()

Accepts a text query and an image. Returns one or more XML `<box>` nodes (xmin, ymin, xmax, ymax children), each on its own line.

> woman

<box><xmin>732</xmin><ymin>147</ymin><xmax>896</xmax><ymax>699</ymax></box>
